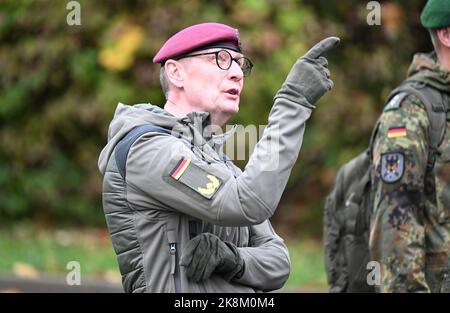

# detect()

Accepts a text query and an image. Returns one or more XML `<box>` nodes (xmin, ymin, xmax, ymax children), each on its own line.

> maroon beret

<box><xmin>153</xmin><ymin>22</ymin><xmax>242</xmax><ymax>64</ymax></box>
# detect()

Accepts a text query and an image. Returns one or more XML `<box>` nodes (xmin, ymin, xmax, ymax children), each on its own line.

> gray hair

<box><xmin>159</xmin><ymin>65</ymin><xmax>170</xmax><ymax>100</ymax></box>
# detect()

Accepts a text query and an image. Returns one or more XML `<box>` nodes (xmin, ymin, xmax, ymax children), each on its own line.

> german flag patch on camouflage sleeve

<box><xmin>387</xmin><ymin>126</ymin><xmax>407</xmax><ymax>138</ymax></box>
<box><xmin>170</xmin><ymin>158</ymin><xmax>222</xmax><ymax>199</ymax></box>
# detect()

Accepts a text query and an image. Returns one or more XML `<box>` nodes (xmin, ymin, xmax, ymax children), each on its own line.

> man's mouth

<box><xmin>225</xmin><ymin>88</ymin><xmax>239</xmax><ymax>96</ymax></box>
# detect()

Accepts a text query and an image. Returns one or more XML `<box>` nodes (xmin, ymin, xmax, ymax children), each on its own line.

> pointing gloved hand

<box><xmin>274</xmin><ymin>36</ymin><xmax>340</xmax><ymax>108</ymax></box>
<box><xmin>180</xmin><ymin>232</ymin><xmax>244</xmax><ymax>283</ymax></box>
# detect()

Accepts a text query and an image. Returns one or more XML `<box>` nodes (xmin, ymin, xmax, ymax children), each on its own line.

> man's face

<box><xmin>441</xmin><ymin>27</ymin><xmax>450</xmax><ymax>65</ymax></box>
<box><xmin>434</xmin><ymin>27</ymin><xmax>450</xmax><ymax>71</ymax></box>
<box><xmin>180</xmin><ymin>48</ymin><xmax>245</xmax><ymax>125</ymax></box>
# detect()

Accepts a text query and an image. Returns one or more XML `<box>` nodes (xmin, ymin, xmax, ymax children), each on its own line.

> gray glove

<box><xmin>274</xmin><ymin>36</ymin><xmax>340</xmax><ymax>108</ymax></box>
<box><xmin>180</xmin><ymin>232</ymin><xmax>244</xmax><ymax>283</ymax></box>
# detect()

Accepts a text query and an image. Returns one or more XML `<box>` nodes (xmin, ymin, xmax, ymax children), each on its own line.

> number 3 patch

<box><xmin>381</xmin><ymin>152</ymin><xmax>404</xmax><ymax>183</ymax></box>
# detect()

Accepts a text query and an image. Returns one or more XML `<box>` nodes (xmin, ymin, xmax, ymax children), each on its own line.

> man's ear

<box><xmin>165</xmin><ymin>60</ymin><xmax>184</xmax><ymax>89</ymax></box>
<box><xmin>437</xmin><ymin>27</ymin><xmax>450</xmax><ymax>49</ymax></box>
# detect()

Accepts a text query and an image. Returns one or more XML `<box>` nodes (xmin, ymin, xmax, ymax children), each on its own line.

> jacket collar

<box><xmin>407</xmin><ymin>52</ymin><xmax>450</xmax><ymax>94</ymax></box>
<box><xmin>176</xmin><ymin>111</ymin><xmax>236</xmax><ymax>149</ymax></box>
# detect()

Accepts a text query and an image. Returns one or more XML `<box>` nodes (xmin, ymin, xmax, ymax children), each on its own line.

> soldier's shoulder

<box><xmin>383</xmin><ymin>93</ymin><xmax>426</xmax><ymax>114</ymax></box>
<box><xmin>375</xmin><ymin>92</ymin><xmax>430</xmax><ymax>141</ymax></box>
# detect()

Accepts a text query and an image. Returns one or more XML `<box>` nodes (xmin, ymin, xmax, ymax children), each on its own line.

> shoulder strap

<box><xmin>114</xmin><ymin>124</ymin><xmax>171</xmax><ymax>180</ymax></box>
<box><xmin>386</xmin><ymin>80</ymin><xmax>447</xmax><ymax>171</ymax></box>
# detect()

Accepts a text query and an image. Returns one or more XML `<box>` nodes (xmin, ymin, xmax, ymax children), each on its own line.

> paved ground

<box><xmin>0</xmin><ymin>275</ymin><xmax>325</xmax><ymax>293</ymax></box>
<box><xmin>0</xmin><ymin>274</ymin><xmax>123</xmax><ymax>293</ymax></box>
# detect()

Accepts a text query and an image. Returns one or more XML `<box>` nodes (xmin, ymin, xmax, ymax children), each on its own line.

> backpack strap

<box><xmin>114</xmin><ymin>124</ymin><xmax>171</xmax><ymax>180</ymax></box>
<box><xmin>384</xmin><ymin>80</ymin><xmax>447</xmax><ymax>172</ymax></box>
<box><xmin>114</xmin><ymin>124</ymin><xmax>183</xmax><ymax>291</ymax></box>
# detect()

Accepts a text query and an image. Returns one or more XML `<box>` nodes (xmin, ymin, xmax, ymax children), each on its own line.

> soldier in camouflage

<box><xmin>369</xmin><ymin>0</ymin><xmax>450</xmax><ymax>292</ymax></box>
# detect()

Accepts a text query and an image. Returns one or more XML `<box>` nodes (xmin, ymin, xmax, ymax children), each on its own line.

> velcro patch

<box><xmin>170</xmin><ymin>158</ymin><xmax>222</xmax><ymax>199</ymax></box>
<box><xmin>381</xmin><ymin>152</ymin><xmax>404</xmax><ymax>183</ymax></box>
<box><xmin>384</xmin><ymin>93</ymin><xmax>407</xmax><ymax>112</ymax></box>
<box><xmin>387</xmin><ymin>126</ymin><xmax>407</xmax><ymax>138</ymax></box>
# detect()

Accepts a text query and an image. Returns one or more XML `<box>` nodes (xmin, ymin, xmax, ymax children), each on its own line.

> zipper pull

<box><xmin>169</xmin><ymin>243</ymin><xmax>177</xmax><ymax>275</ymax></box>
<box><xmin>169</xmin><ymin>243</ymin><xmax>176</xmax><ymax>254</ymax></box>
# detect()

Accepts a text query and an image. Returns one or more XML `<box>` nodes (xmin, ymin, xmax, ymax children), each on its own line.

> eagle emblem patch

<box><xmin>381</xmin><ymin>152</ymin><xmax>404</xmax><ymax>183</ymax></box>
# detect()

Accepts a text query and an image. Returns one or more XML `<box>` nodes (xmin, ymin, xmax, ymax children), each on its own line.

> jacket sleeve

<box><xmin>369</xmin><ymin>95</ymin><xmax>430</xmax><ymax>292</ymax></box>
<box><xmin>125</xmin><ymin>97</ymin><xmax>312</xmax><ymax>226</ymax></box>
<box><xmin>233</xmin><ymin>220</ymin><xmax>291</xmax><ymax>291</ymax></box>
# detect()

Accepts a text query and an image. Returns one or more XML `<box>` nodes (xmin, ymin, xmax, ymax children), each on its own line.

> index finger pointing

<box><xmin>304</xmin><ymin>36</ymin><xmax>340</xmax><ymax>59</ymax></box>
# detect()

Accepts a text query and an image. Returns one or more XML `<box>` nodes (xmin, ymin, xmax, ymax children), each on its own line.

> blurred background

<box><xmin>0</xmin><ymin>0</ymin><xmax>431</xmax><ymax>292</ymax></box>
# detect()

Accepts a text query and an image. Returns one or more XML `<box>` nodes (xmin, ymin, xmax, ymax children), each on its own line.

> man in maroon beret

<box><xmin>98</xmin><ymin>22</ymin><xmax>339</xmax><ymax>292</ymax></box>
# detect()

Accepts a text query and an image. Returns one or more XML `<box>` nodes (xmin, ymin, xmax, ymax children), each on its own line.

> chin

<box><xmin>228</xmin><ymin>105</ymin><xmax>239</xmax><ymax>113</ymax></box>
<box><xmin>223</xmin><ymin>101</ymin><xmax>240</xmax><ymax>114</ymax></box>
<box><xmin>213</xmin><ymin>108</ymin><xmax>238</xmax><ymax>126</ymax></box>
<box><xmin>222</xmin><ymin>108</ymin><xmax>239</xmax><ymax>118</ymax></box>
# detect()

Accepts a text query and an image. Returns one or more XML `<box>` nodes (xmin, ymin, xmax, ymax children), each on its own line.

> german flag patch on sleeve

<box><xmin>169</xmin><ymin>158</ymin><xmax>222</xmax><ymax>199</ymax></box>
<box><xmin>387</xmin><ymin>126</ymin><xmax>407</xmax><ymax>138</ymax></box>
<box><xmin>170</xmin><ymin>158</ymin><xmax>191</xmax><ymax>180</ymax></box>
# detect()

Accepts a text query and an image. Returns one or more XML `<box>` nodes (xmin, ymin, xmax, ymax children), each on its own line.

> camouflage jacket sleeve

<box><xmin>370</xmin><ymin>95</ymin><xmax>431</xmax><ymax>292</ymax></box>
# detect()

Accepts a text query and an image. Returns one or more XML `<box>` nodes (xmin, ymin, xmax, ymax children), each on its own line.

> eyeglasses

<box><xmin>176</xmin><ymin>49</ymin><xmax>254</xmax><ymax>77</ymax></box>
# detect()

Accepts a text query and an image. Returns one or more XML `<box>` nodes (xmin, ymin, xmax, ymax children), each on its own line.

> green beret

<box><xmin>421</xmin><ymin>0</ymin><xmax>450</xmax><ymax>29</ymax></box>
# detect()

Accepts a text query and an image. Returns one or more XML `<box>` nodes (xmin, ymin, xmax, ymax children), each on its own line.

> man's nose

<box><xmin>228</xmin><ymin>61</ymin><xmax>244</xmax><ymax>81</ymax></box>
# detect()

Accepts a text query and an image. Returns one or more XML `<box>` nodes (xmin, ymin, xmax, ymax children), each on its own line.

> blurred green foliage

<box><xmin>0</xmin><ymin>224</ymin><xmax>120</xmax><ymax>280</ymax></box>
<box><xmin>0</xmin><ymin>0</ymin><xmax>430</xmax><ymax>235</ymax></box>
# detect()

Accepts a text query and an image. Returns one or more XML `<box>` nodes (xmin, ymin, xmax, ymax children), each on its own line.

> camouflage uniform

<box><xmin>369</xmin><ymin>53</ymin><xmax>450</xmax><ymax>292</ymax></box>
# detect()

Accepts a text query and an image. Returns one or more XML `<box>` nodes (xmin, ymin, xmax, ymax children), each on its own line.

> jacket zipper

<box><xmin>169</xmin><ymin>243</ymin><xmax>181</xmax><ymax>293</ymax></box>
